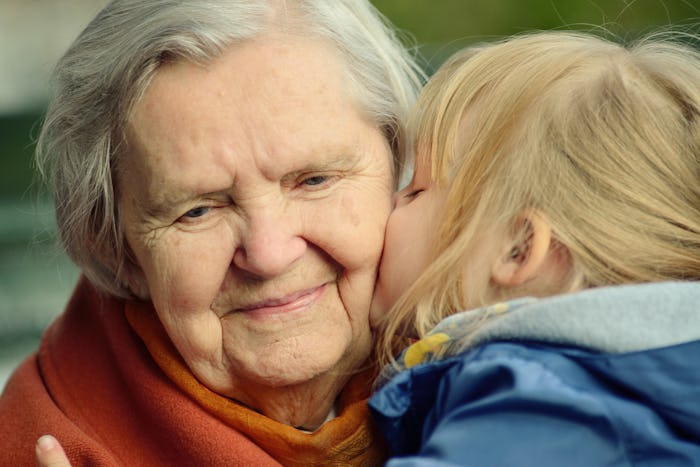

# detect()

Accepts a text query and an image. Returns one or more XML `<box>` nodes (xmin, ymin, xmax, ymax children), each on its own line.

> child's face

<box><xmin>370</xmin><ymin>154</ymin><xmax>446</xmax><ymax>325</ymax></box>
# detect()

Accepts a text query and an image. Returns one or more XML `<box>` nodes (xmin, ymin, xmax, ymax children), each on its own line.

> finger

<box><xmin>35</xmin><ymin>435</ymin><xmax>72</xmax><ymax>467</ymax></box>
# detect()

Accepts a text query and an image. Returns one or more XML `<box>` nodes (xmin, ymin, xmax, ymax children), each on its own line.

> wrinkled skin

<box><xmin>119</xmin><ymin>35</ymin><xmax>394</xmax><ymax>429</ymax></box>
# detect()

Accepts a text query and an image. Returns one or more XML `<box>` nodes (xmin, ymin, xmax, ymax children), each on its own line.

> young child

<box><xmin>369</xmin><ymin>31</ymin><xmax>700</xmax><ymax>466</ymax></box>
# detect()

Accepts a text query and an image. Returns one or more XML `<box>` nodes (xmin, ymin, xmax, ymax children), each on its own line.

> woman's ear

<box><xmin>491</xmin><ymin>210</ymin><xmax>552</xmax><ymax>287</ymax></box>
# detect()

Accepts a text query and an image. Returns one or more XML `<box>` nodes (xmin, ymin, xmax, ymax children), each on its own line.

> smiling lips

<box><xmin>235</xmin><ymin>283</ymin><xmax>328</xmax><ymax>317</ymax></box>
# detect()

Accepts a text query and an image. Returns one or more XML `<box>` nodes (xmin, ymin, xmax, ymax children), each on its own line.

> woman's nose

<box><xmin>232</xmin><ymin>208</ymin><xmax>306</xmax><ymax>279</ymax></box>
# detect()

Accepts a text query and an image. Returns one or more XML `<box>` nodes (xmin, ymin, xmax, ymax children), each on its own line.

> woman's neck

<box><xmin>230</xmin><ymin>370</ymin><xmax>353</xmax><ymax>430</ymax></box>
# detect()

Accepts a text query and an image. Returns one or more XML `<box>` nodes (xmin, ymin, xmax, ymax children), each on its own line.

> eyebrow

<box><xmin>284</xmin><ymin>152</ymin><xmax>361</xmax><ymax>177</ymax></box>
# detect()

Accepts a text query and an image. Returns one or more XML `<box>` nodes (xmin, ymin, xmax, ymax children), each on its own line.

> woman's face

<box><xmin>370</xmin><ymin>154</ymin><xmax>446</xmax><ymax>324</ymax></box>
<box><xmin>119</xmin><ymin>36</ymin><xmax>393</xmax><ymax>426</ymax></box>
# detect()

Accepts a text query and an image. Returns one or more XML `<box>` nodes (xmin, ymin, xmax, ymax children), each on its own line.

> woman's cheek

<box><xmin>149</xmin><ymin>226</ymin><xmax>236</xmax><ymax>309</ymax></box>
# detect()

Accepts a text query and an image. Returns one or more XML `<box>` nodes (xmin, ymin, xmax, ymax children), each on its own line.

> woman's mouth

<box><xmin>235</xmin><ymin>283</ymin><xmax>328</xmax><ymax>318</ymax></box>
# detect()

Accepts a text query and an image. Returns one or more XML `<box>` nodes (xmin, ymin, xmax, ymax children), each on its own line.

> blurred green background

<box><xmin>1</xmin><ymin>0</ymin><xmax>699</xmax><ymax>386</ymax></box>
<box><xmin>374</xmin><ymin>0</ymin><xmax>700</xmax><ymax>71</ymax></box>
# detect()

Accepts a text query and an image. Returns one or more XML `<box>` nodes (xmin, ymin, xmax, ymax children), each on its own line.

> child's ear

<box><xmin>491</xmin><ymin>210</ymin><xmax>552</xmax><ymax>287</ymax></box>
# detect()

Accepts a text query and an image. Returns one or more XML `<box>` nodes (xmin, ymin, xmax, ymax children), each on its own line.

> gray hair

<box><xmin>36</xmin><ymin>0</ymin><xmax>425</xmax><ymax>298</ymax></box>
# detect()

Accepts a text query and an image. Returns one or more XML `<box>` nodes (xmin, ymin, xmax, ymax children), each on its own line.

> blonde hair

<box><xmin>377</xmin><ymin>30</ymin><xmax>700</xmax><ymax>364</ymax></box>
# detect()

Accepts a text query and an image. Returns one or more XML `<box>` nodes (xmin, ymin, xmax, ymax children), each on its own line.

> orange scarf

<box><xmin>126</xmin><ymin>300</ymin><xmax>386</xmax><ymax>466</ymax></box>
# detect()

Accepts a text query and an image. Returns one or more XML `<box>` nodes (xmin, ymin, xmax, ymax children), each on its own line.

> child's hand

<box><xmin>35</xmin><ymin>435</ymin><xmax>72</xmax><ymax>467</ymax></box>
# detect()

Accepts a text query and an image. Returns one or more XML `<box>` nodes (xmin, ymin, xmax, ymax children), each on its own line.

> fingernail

<box><xmin>36</xmin><ymin>434</ymin><xmax>57</xmax><ymax>452</ymax></box>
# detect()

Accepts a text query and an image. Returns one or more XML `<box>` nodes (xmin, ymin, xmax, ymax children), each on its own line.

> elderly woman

<box><xmin>0</xmin><ymin>0</ymin><xmax>423</xmax><ymax>464</ymax></box>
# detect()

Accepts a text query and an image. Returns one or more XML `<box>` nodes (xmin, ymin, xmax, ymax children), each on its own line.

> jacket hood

<box><xmin>466</xmin><ymin>281</ymin><xmax>700</xmax><ymax>354</ymax></box>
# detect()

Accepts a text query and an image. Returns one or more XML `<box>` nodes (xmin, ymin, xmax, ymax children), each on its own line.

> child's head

<box><xmin>371</xmin><ymin>31</ymin><xmax>700</xmax><ymax>351</ymax></box>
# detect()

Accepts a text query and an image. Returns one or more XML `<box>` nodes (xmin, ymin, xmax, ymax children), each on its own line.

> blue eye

<box><xmin>302</xmin><ymin>175</ymin><xmax>327</xmax><ymax>186</ymax></box>
<box><xmin>183</xmin><ymin>206</ymin><xmax>210</xmax><ymax>218</ymax></box>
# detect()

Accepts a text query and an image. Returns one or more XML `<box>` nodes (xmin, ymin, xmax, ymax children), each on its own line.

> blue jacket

<box><xmin>369</xmin><ymin>282</ymin><xmax>700</xmax><ymax>466</ymax></box>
